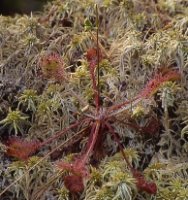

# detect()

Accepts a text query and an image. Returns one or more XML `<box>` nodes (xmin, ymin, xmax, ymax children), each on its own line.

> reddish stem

<box><xmin>96</xmin><ymin>4</ymin><xmax>100</xmax><ymax>112</ymax></box>
<box><xmin>89</xmin><ymin>61</ymin><xmax>100</xmax><ymax>111</ymax></box>
<box><xmin>107</xmin><ymin>70</ymin><xmax>180</xmax><ymax>117</ymax></box>
<box><xmin>115</xmin><ymin>118</ymin><xmax>143</xmax><ymax>133</ymax></box>
<box><xmin>39</xmin><ymin>119</ymin><xmax>88</xmax><ymax>147</ymax></box>
<box><xmin>107</xmin><ymin>96</ymin><xmax>140</xmax><ymax>116</ymax></box>
<box><xmin>105</xmin><ymin>122</ymin><xmax>132</xmax><ymax>169</ymax></box>
<box><xmin>80</xmin><ymin>121</ymin><xmax>101</xmax><ymax>165</ymax></box>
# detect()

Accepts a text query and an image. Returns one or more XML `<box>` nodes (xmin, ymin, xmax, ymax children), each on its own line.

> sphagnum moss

<box><xmin>0</xmin><ymin>0</ymin><xmax>188</xmax><ymax>200</ymax></box>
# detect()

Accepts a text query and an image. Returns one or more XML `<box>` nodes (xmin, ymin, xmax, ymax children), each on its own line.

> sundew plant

<box><xmin>0</xmin><ymin>0</ymin><xmax>188</xmax><ymax>200</ymax></box>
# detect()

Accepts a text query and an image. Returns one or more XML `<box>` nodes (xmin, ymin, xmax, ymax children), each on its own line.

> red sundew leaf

<box><xmin>57</xmin><ymin>160</ymin><xmax>89</xmax><ymax>193</ymax></box>
<box><xmin>86</xmin><ymin>48</ymin><xmax>97</xmax><ymax>62</ymax></box>
<box><xmin>132</xmin><ymin>170</ymin><xmax>157</xmax><ymax>194</ymax></box>
<box><xmin>56</xmin><ymin>160</ymin><xmax>89</xmax><ymax>177</ymax></box>
<box><xmin>86</xmin><ymin>48</ymin><xmax>98</xmax><ymax>82</ymax></box>
<box><xmin>86</xmin><ymin>48</ymin><xmax>102</xmax><ymax>67</ymax></box>
<box><xmin>86</xmin><ymin>48</ymin><xmax>99</xmax><ymax>62</ymax></box>
<box><xmin>139</xmin><ymin>70</ymin><xmax>181</xmax><ymax>98</ymax></box>
<box><xmin>64</xmin><ymin>175</ymin><xmax>84</xmax><ymax>193</ymax></box>
<box><xmin>39</xmin><ymin>53</ymin><xmax>66</xmax><ymax>81</ymax></box>
<box><xmin>6</xmin><ymin>137</ymin><xmax>40</xmax><ymax>160</ymax></box>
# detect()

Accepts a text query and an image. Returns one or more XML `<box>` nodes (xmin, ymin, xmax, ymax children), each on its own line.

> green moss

<box><xmin>0</xmin><ymin>0</ymin><xmax>188</xmax><ymax>199</ymax></box>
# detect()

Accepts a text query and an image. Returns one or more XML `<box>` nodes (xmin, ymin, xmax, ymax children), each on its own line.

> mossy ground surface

<box><xmin>0</xmin><ymin>0</ymin><xmax>188</xmax><ymax>199</ymax></box>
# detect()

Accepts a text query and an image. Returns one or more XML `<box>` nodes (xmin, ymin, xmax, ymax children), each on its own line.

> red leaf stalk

<box><xmin>107</xmin><ymin>97</ymin><xmax>141</xmax><ymax>117</ymax></box>
<box><xmin>106</xmin><ymin>122</ymin><xmax>157</xmax><ymax>195</ymax></box>
<box><xmin>86</xmin><ymin>48</ymin><xmax>102</xmax><ymax>111</ymax></box>
<box><xmin>81</xmin><ymin>121</ymin><xmax>101</xmax><ymax>165</ymax></box>
<box><xmin>56</xmin><ymin>121</ymin><xmax>100</xmax><ymax>192</ymax></box>
<box><xmin>108</xmin><ymin>70</ymin><xmax>180</xmax><ymax>116</ymax></box>
<box><xmin>5</xmin><ymin>119</ymin><xmax>87</xmax><ymax>160</ymax></box>
<box><xmin>105</xmin><ymin>122</ymin><xmax>132</xmax><ymax>169</ymax></box>
<box><xmin>39</xmin><ymin>119</ymin><xmax>86</xmax><ymax>147</ymax></box>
